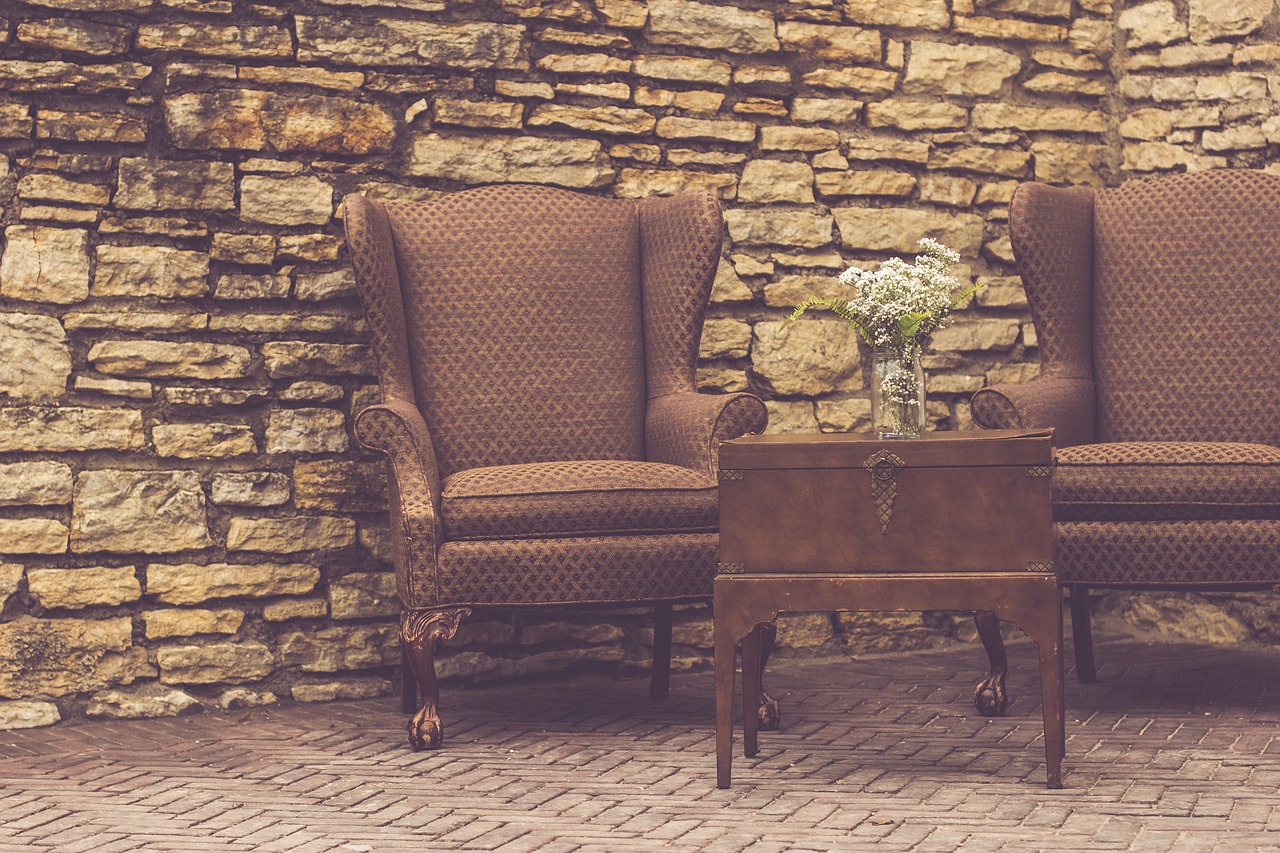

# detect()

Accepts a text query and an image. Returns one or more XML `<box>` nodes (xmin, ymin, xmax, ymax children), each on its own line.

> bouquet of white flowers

<box><xmin>780</xmin><ymin>238</ymin><xmax>980</xmax><ymax>438</ymax></box>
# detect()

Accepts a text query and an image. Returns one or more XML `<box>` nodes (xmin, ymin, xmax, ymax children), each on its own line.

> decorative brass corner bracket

<box><xmin>1026</xmin><ymin>466</ymin><xmax>1053</xmax><ymax>477</ymax></box>
<box><xmin>718</xmin><ymin>469</ymin><xmax>743</xmax><ymax>481</ymax></box>
<box><xmin>863</xmin><ymin>449</ymin><xmax>904</xmax><ymax>535</ymax></box>
<box><xmin>717</xmin><ymin>562</ymin><xmax>744</xmax><ymax>574</ymax></box>
<box><xmin>1026</xmin><ymin>562</ymin><xmax>1054</xmax><ymax>573</ymax></box>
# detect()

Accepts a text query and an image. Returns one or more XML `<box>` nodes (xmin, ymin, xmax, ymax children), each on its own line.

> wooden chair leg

<box><xmin>399</xmin><ymin>607</ymin><xmax>469</xmax><ymax>751</ymax></box>
<box><xmin>973</xmin><ymin>610</ymin><xmax>1010</xmax><ymax>715</ymax></box>
<box><xmin>1069</xmin><ymin>585</ymin><xmax>1097</xmax><ymax>684</ymax></box>
<box><xmin>400</xmin><ymin>640</ymin><xmax>418</xmax><ymax>714</ymax></box>
<box><xmin>650</xmin><ymin>603</ymin><xmax>673</xmax><ymax>701</ymax></box>
<box><xmin>756</xmin><ymin>621</ymin><xmax>780</xmax><ymax>731</ymax></box>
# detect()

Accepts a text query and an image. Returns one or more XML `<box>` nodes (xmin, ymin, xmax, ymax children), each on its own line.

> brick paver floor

<box><xmin>1</xmin><ymin>633</ymin><xmax>1278</xmax><ymax>852</ymax></box>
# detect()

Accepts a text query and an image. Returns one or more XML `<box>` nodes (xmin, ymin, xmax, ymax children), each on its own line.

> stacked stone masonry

<box><xmin>0</xmin><ymin>0</ymin><xmax>1276</xmax><ymax>729</ymax></box>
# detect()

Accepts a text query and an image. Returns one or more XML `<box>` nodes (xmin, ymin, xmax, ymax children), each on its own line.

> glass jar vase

<box><xmin>871</xmin><ymin>346</ymin><xmax>926</xmax><ymax>439</ymax></box>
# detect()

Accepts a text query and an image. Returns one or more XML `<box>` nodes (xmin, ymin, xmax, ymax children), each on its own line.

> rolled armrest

<box><xmin>970</xmin><ymin>377</ymin><xmax>1096</xmax><ymax>448</ymax></box>
<box><xmin>353</xmin><ymin>399</ymin><xmax>442</xmax><ymax>607</ymax></box>
<box><xmin>646</xmin><ymin>391</ymin><xmax>768</xmax><ymax>477</ymax></box>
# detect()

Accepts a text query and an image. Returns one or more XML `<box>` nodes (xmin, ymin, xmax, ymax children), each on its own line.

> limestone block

<box><xmin>816</xmin><ymin>170</ymin><xmax>915</xmax><ymax>198</ymax></box>
<box><xmin>929</xmin><ymin>147</ymin><xmax>1031</xmax><ymax>178</ymax></box>
<box><xmin>930</xmin><ymin>319</ymin><xmax>1021</xmax><ymax>352</ymax></box>
<box><xmin>27</xmin><ymin>566</ymin><xmax>141</xmax><ymax>609</ymax></box>
<box><xmin>843</xmin><ymin>0</ymin><xmax>948</xmax><ymax>28</ymax></box>
<box><xmin>866</xmin><ymin>100</ymin><xmax>968</xmax><ymax>130</ymax></box>
<box><xmin>0</xmin><ymin>314</ymin><xmax>70</xmax><ymax>402</ymax></box>
<box><xmin>239</xmin><ymin>67</ymin><xmax>365</xmax><ymax>91</ymax></box>
<box><xmin>801</xmin><ymin>67</ymin><xmax>898</xmax><ymax>96</ymax></box>
<box><xmin>17</xmin><ymin>174</ymin><xmax>110</xmax><ymax>206</ymax></box>
<box><xmin>1189</xmin><ymin>0</ymin><xmax>1270</xmax><ymax>43</ymax></box>
<box><xmin>987</xmin><ymin>362</ymin><xmax>1041</xmax><ymax>385</ymax></box>
<box><xmin>759</xmin><ymin>127</ymin><xmax>839</xmax><ymax>152</ymax></box>
<box><xmin>279</xmin><ymin>624</ymin><xmax>399</xmax><ymax>672</ymax></box>
<box><xmin>35</xmin><ymin>109</ymin><xmax>146</xmax><ymax>143</ymax></box>
<box><xmin>92</xmin><ymin>245</ymin><xmax>209</xmax><ymax>298</ymax></box>
<box><xmin>0</xmin><ymin>104</ymin><xmax>32</xmax><ymax>138</ymax></box>
<box><xmin>152</xmin><ymin>423</ymin><xmax>256</xmax><ymax>458</ymax></box>
<box><xmin>114</xmin><ymin>158</ymin><xmax>234</xmax><ymax>212</ymax></box>
<box><xmin>226</xmin><ymin>516</ymin><xmax>356</xmax><ymax>553</ymax></box>
<box><xmin>0</xmin><ymin>564</ymin><xmax>22</xmax><ymax>611</ymax></box>
<box><xmin>752</xmin><ymin>319</ymin><xmax>860</xmax><ymax>396</ymax></box>
<box><xmin>295</xmin><ymin>270</ymin><xmax>357</xmax><ymax>301</ymax></box>
<box><xmin>614</xmin><ymin>168</ymin><xmax>737</xmax><ymax>199</ymax></box>
<box><xmin>265</xmin><ymin>409</ymin><xmax>348</xmax><ymax>454</ymax></box>
<box><xmin>976</xmin><ymin>0</ymin><xmax>1071</xmax><ymax>18</ymax></box>
<box><xmin>734</xmin><ymin>65</ymin><xmax>791</xmax><ymax>86</ymax></box>
<box><xmin>407</xmin><ymin>132</ymin><xmax>610</xmax><ymax>188</ymax></box>
<box><xmin>17</xmin><ymin>18</ymin><xmax>132</xmax><ymax>55</ymax></box>
<box><xmin>971</xmin><ymin>103</ymin><xmax>1106</xmax><ymax>132</ymax></box>
<box><xmin>920</xmin><ymin>174</ymin><xmax>977</xmax><ymax>207</ymax></box>
<box><xmin>86</xmin><ymin>685</ymin><xmax>199</xmax><ymax>719</ymax></box>
<box><xmin>522</xmin><ymin>621</ymin><xmax>624</xmax><ymax>645</ymax></box>
<box><xmin>214</xmin><ymin>273</ymin><xmax>290</xmax><ymax>299</ymax></box>
<box><xmin>72</xmin><ymin>471</ymin><xmax>211</xmax><ymax>554</ymax></box>
<box><xmin>0</xmin><ymin>407</ymin><xmax>144</xmax><ymax>452</ymax></box>
<box><xmin>647</xmin><ymin>0</ymin><xmax>778</xmax><ymax>52</ymax></box>
<box><xmin>634</xmin><ymin>87</ymin><xmax>718</xmax><ymax>109</ymax></box>
<box><xmin>0</xmin><ymin>225</ymin><xmax>90</xmax><ymax>303</ymax></box>
<box><xmin>846</xmin><ymin>138</ymin><xmax>930</xmax><ymax>164</ymax></box>
<box><xmin>537</xmin><ymin>53</ymin><xmax>630</xmax><ymax>74</ymax></box>
<box><xmin>282</xmin><ymin>381</ymin><xmax>344</xmax><ymax>403</ymax></box>
<box><xmin>953</xmin><ymin>15</ymin><xmax>1067</xmax><ymax>41</ymax></box>
<box><xmin>1031</xmin><ymin>140</ymin><xmax>1107</xmax><ymax>185</ymax></box>
<box><xmin>0</xmin><ymin>60</ymin><xmax>153</xmax><ymax>94</ymax></box>
<box><xmin>503</xmin><ymin>0</ymin><xmax>594</xmax><ymax>22</ymax></box>
<box><xmin>698</xmin><ymin>318</ymin><xmax>752</xmax><ymax>360</ymax></box>
<box><xmin>278</xmin><ymin>234</ymin><xmax>342</xmax><ymax>262</ymax></box>
<box><xmin>161</xmin><ymin>387</ymin><xmax>266</xmax><ymax>406</ymax></box>
<box><xmin>655</xmin><ymin>117</ymin><xmax>756</xmax><ymax>143</ymax></box>
<box><xmin>432</xmin><ymin>98</ymin><xmax>523</xmax><ymax>129</ymax></box>
<box><xmin>1032</xmin><ymin>48</ymin><xmax>1106</xmax><ymax>72</ymax></box>
<box><xmin>737</xmin><ymin>160</ymin><xmax>814</xmax><ymax>204</ymax></box>
<box><xmin>1156</xmin><ymin>43</ymin><xmax>1234</xmax><ymax>68</ymax></box>
<box><xmin>725</xmin><ymin>208</ymin><xmax>833</xmax><ymax>248</ymax></box>
<box><xmin>1201</xmin><ymin>126</ymin><xmax>1268</xmax><ymax>152</ymax></box>
<box><xmin>147</xmin><ymin>562</ymin><xmax>319</xmax><ymax>605</ymax></box>
<box><xmin>667</xmin><ymin>150</ymin><xmax>747</xmax><ymax>167</ymax></box>
<box><xmin>1118</xmin><ymin>1</ymin><xmax>1186</xmax><ymax>48</ymax></box>
<box><xmin>293</xmin><ymin>460</ymin><xmax>386</xmax><ymax>513</ymax></box>
<box><xmin>496</xmin><ymin>80</ymin><xmax>555</xmax><ymax>99</ymax></box>
<box><xmin>777</xmin><ymin>21</ymin><xmax>880</xmax><ymax>62</ymax></box>
<box><xmin>976</xmin><ymin>278</ymin><xmax>1029</xmax><ymax>308</ymax></box>
<box><xmin>297</xmin><ymin>16</ymin><xmax>526</xmax><ymax>69</ymax></box>
<box><xmin>710</xmin><ymin>262</ymin><xmax>753</xmax><ymax>304</ymax></box>
<box><xmin>762</xmin><ymin>400</ymin><xmax>819</xmax><ymax>434</ymax></box>
<box><xmin>762</xmin><ymin>274</ymin><xmax>846</xmax><ymax>308</ymax></box>
<box><xmin>263</xmin><ymin>597</ymin><xmax>329</xmax><ymax>621</ymax></box>
<box><xmin>136</xmin><ymin>23</ymin><xmax>291</xmax><ymax>57</ymax></box>
<box><xmin>791</xmin><ymin>97</ymin><xmax>864</xmax><ymax>125</ymax></box>
<box><xmin>144</xmin><ymin>608</ymin><xmax>244</xmax><ymax>639</ymax></box>
<box><xmin>0</xmin><ymin>519</ymin><xmax>68</xmax><ymax>554</ymax></box>
<box><xmin>329</xmin><ymin>571</ymin><xmax>398</xmax><ymax>619</ymax></box>
<box><xmin>595</xmin><ymin>0</ymin><xmax>648</xmax><ymax>27</ymax></box>
<box><xmin>528</xmin><ymin>104</ymin><xmax>655</xmax><ymax>135</ymax></box>
<box><xmin>0</xmin><ymin>700</ymin><xmax>60</xmax><ymax>730</ymax></box>
<box><xmin>167</xmin><ymin>91</ymin><xmax>395</xmax><ymax>156</ymax></box>
<box><xmin>292</xmin><ymin>679</ymin><xmax>392</xmax><ymax>702</ymax></box>
<box><xmin>1024</xmin><ymin>72</ymin><xmax>1107</xmax><ymax>96</ymax></box>
<box><xmin>904</xmin><ymin>42</ymin><xmax>1021</xmax><ymax>96</ymax></box>
<box><xmin>0</xmin><ymin>616</ymin><xmax>148</xmax><ymax>698</ymax></box>
<box><xmin>240</xmin><ymin>175</ymin><xmax>333</xmax><ymax>225</ymax></box>
<box><xmin>816</xmin><ymin>397</ymin><xmax>873</xmax><ymax>433</ymax></box>
<box><xmin>210</xmin><ymin>472</ymin><xmax>291</xmax><ymax>507</ymax></box>
<box><xmin>64</xmin><ymin>312</ymin><xmax>207</xmax><ymax>333</ymax></box>
<box><xmin>89</xmin><ymin>341</ymin><xmax>249</xmax><ymax>379</ymax></box>
<box><xmin>833</xmin><ymin>207</ymin><xmax>984</xmax><ymax>255</ymax></box>
<box><xmin>157</xmin><ymin>641</ymin><xmax>274</xmax><ymax>685</ymax></box>
<box><xmin>1110</xmin><ymin>592</ymin><xmax>1248</xmax><ymax>644</ymax></box>
<box><xmin>697</xmin><ymin>366</ymin><xmax>748</xmax><ymax>392</ymax></box>
<box><xmin>632</xmin><ymin>55</ymin><xmax>731</xmax><ymax>85</ymax></box>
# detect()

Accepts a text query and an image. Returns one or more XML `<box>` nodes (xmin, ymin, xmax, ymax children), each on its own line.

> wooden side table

<box><xmin>714</xmin><ymin>429</ymin><xmax>1064</xmax><ymax>789</ymax></box>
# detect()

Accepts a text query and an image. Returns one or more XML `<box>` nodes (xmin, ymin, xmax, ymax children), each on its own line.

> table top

<box><xmin>720</xmin><ymin>428</ymin><xmax>1054</xmax><ymax>470</ymax></box>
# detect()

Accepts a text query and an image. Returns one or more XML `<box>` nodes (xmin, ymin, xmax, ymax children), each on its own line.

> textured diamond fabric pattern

<box><xmin>1055</xmin><ymin>442</ymin><xmax>1280</xmax><ymax>521</ymax></box>
<box><xmin>1056</xmin><ymin>521</ymin><xmax>1280</xmax><ymax>585</ymax></box>
<box><xmin>441</xmin><ymin>459</ymin><xmax>717</xmax><ymax>540</ymax></box>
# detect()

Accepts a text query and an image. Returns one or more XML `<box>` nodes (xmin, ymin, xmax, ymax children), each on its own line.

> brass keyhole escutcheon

<box><xmin>863</xmin><ymin>449</ymin><xmax>904</xmax><ymax>535</ymax></box>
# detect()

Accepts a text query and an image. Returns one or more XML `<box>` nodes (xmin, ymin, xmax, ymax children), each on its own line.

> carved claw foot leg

<box><xmin>973</xmin><ymin>610</ymin><xmax>1009</xmax><ymax>716</ymax></box>
<box><xmin>756</xmin><ymin>621</ymin><xmax>780</xmax><ymax>731</ymax></box>
<box><xmin>400</xmin><ymin>607</ymin><xmax>470</xmax><ymax>751</ymax></box>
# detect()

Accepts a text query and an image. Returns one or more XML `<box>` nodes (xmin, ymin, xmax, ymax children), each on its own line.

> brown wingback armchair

<box><xmin>971</xmin><ymin>169</ymin><xmax>1280</xmax><ymax>683</ymax></box>
<box><xmin>343</xmin><ymin>184</ymin><xmax>767</xmax><ymax>749</ymax></box>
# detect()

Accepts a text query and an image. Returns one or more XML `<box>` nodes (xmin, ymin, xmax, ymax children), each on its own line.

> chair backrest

<box><xmin>344</xmin><ymin>184</ymin><xmax>722</xmax><ymax>478</ymax></box>
<box><xmin>1091</xmin><ymin>170</ymin><xmax>1280</xmax><ymax>444</ymax></box>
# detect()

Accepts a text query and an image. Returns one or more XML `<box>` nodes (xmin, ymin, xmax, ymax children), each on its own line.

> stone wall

<box><xmin>0</xmin><ymin>0</ymin><xmax>1276</xmax><ymax>729</ymax></box>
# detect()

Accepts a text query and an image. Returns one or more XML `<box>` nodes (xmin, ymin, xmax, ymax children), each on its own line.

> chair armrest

<box><xmin>646</xmin><ymin>391</ymin><xmax>768</xmax><ymax>478</ymax></box>
<box><xmin>353</xmin><ymin>399</ymin><xmax>442</xmax><ymax>607</ymax></box>
<box><xmin>970</xmin><ymin>377</ymin><xmax>1096</xmax><ymax>448</ymax></box>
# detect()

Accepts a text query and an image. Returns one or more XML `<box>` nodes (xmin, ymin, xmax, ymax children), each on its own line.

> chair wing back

<box><xmin>349</xmin><ymin>184</ymin><xmax>649</xmax><ymax>478</ymax></box>
<box><xmin>1092</xmin><ymin>170</ymin><xmax>1280</xmax><ymax>444</ymax></box>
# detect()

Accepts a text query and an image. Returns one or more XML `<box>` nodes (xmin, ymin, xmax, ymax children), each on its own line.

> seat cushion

<box><xmin>1054</xmin><ymin>442</ymin><xmax>1280</xmax><ymax>521</ymax></box>
<box><xmin>441</xmin><ymin>460</ymin><xmax>717</xmax><ymax>540</ymax></box>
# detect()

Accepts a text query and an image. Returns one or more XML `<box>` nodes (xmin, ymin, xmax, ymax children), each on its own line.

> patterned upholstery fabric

<box><xmin>441</xmin><ymin>460</ymin><xmax>717</xmax><ymax>540</ymax></box>
<box><xmin>1055</xmin><ymin>442</ymin><xmax>1280</xmax><ymax>521</ymax></box>
<box><xmin>972</xmin><ymin>170</ymin><xmax>1280</xmax><ymax>592</ymax></box>
<box><xmin>344</xmin><ymin>184</ymin><xmax>768</xmax><ymax>610</ymax></box>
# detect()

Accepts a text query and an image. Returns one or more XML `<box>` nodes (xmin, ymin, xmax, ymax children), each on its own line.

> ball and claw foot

<box><xmin>757</xmin><ymin>690</ymin><xmax>781</xmax><ymax>731</ymax></box>
<box><xmin>408</xmin><ymin>705</ymin><xmax>444</xmax><ymax>751</ymax></box>
<box><xmin>974</xmin><ymin>674</ymin><xmax>1009</xmax><ymax>716</ymax></box>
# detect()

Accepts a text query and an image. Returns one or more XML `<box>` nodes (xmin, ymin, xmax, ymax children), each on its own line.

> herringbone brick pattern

<box><xmin>1</xmin><ymin>635</ymin><xmax>1278</xmax><ymax>852</ymax></box>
